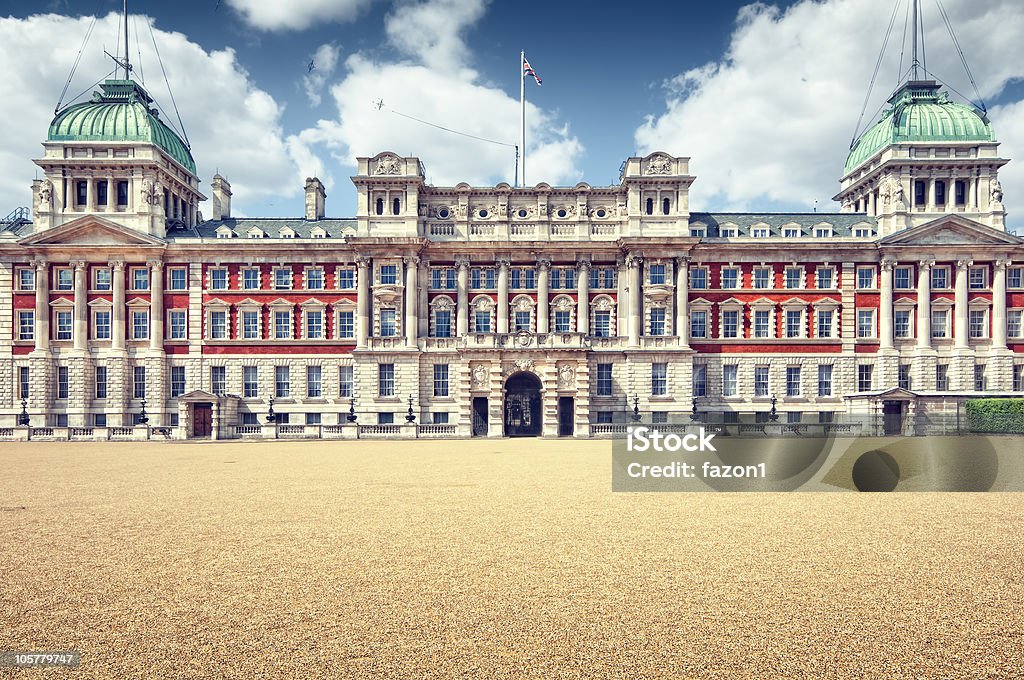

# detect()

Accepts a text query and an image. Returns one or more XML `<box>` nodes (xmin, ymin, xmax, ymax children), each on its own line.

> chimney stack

<box><xmin>305</xmin><ymin>177</ymin><xmax>326</xmax><ymax>221</ymax></box>
<box><xmin>211</xmin><ymin>174</ymin><xmax>232</xmax><ymax>220</ymax></box>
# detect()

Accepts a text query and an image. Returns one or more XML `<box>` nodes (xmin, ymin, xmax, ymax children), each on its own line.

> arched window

<box><xmin>392</xmin><ymin>197</ymin><xmax>401</xmax><ymax>215</ymax></box>
<box><xmin>645</xmin><ymin>198</ymin><xmax>653</xmax><ymax>215</ymax></box>
<box><xmin>662</xmin><ymin>197</ymin><xmax>670</xmax><ymax>215</ymax></box>
<box><xmin>375</xmin><ymin>198</ymin><xmax>384</xmax><ymax>215</ymax></box>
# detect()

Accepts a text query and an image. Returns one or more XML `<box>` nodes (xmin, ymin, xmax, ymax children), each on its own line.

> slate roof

<box><xmin>167</xmin><ymin>217</ymin><xmax>358</xmax><ymax>241</ymax></box>
<box><xmin>689</xmin><ymin>212</ymin><xmax>878</xmax><ymax>237</ymax></box>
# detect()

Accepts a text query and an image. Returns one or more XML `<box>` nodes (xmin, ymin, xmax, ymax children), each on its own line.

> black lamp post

<box><xmin>631</xmin><ymin>394</ymin><xmax>641</xmax><ymax>422</ymax></box>
<box><xmin>346</xmin><ymin>397</ymin><xmax>357</xmax><ymax>423</ymax></box>
<box><xmin>690</xmin><ymin>397</ymin><xmax>699</xmax><ymax>422</ymax></box>
<box><xmin>405</xmin><ymin>395</ymin><xmax>416</xmax><ymax>423</ymax></box>
<box><xmin>266</xmin><ymin>396</ymin><xmax>276</xmax><ymax>424</ymax></box>
<box><xmin>18</xmin><ymin>397</ymin><xmax>29</xmax><ymax>427</ymax></box>
<box><xmin>138</xmin><ymin>398</ymin><xmax>149</xmax><ymax>425</ymax></box>
<box><xmin>769</xmin><ymin>394</ymin><xmax>779</xmax><ymax>422</ymax></box>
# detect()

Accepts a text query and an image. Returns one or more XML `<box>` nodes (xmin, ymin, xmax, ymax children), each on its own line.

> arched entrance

<box><xmin>504</xmin><ymin>372</ymin><xmax>542</xmax><ymax>437</ymax></box>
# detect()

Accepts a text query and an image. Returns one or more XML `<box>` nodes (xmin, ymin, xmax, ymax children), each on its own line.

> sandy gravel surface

<box><xmin>1</xmin><ymin>438</ymin><xmax>1022</xmax><ymax>678</ymax></box>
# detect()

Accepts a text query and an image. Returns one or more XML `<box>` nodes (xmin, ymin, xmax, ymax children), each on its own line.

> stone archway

<box><xmin>504</xmin><ymin>372</ymin><xmax>542</xmax><ymax>437</ymax></box>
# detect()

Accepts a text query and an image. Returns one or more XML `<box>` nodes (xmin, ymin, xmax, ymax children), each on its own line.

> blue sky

<box><xmin>2</xmin><ymin>0</ymin><xmax>1024</xmax><ymax>222</ymax></box>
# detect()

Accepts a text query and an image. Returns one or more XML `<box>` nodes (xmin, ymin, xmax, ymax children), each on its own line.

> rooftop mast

<box><xmin>123</xmin><ymin>0</ymin><xmax>130</xmax><ymax>79</ymax></box>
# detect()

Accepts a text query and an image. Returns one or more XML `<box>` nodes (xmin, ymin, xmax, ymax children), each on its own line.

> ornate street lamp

<box><xmin>769</xmin><ymin>394</ymin><xmax>779</xmax><ymax>422</ymax></box>
<box><xmin>631</xmin><ymin>394</ymin><xmax>642</xmax><ymax>422</ymax></box>
<box><xmin>266</xmin><ymin>396</ymin><xmax>276</xmax><ymax>424</ymax></box>
<box><xmin>138</xmin><ymin>398</ymin><xmax>149</xmax><ymax>425</ymax></box>
<box><xmin>346</xmin><ymin>397</ymin><xmax>358</xmax><ymax>423</ymax></box>
<box><xmin>18</xmin><ymin>397</ymin><xmax>29</xmax><ymax>427</ymax></box>
<box><xmin>690</xmin><ymin>397</ymin><xmax>699</xmax><ymax>422</ymax></box>
<box><xmin>405</xmin><ymin>395</ymin><xmax>416</xmax><ymax>423</ymax></box>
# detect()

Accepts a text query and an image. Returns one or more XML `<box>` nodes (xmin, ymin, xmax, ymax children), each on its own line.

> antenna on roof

<box><xmin>123</xmin><ymin>0</ymin><xmax>130</xmax><ymax>79</ymax></box>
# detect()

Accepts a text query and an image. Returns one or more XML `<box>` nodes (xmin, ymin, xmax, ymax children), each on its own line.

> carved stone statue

<box><xmin>892</xmin><ymin>182</ymin><xmax>906</xmax><ymax>209</ymax></box>
<box><xmin>37</xmin><ymin>179</ymin><xmax>53</xmax><ymax>210</ymax></box>
<box><xmin>645</xmin><ymin>154</ymin><xmax>673</xmax><ymax>175</ymax></box>
<box><xmin>879</xmin><ymin>176</ymin><xmax>892</xmax><ymax>206</ymax></box>
<box><xmin>374</xmin><ymin>154</ymin><xmax>401</xmax><ymax>175</ymax></box>
<box><xmin>991</xmin><ymin>178</ymin><xmax>1003</xmax><ymax>204</ymax></box>
<box><xmin>141</xmin><ymin>179</ymin><xmax>160</xmax><ymax>206</ymax></box>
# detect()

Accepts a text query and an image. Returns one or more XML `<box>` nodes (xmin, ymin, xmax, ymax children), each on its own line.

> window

<box><xmin>969</xmin><ymin>267</ymin><xmax>987</xmax><ymax>290</ymax></box>
<box><xmin>243</xmin><ymin>366</ymin><xmax>258</xmax><ymax>398</ymax></box>
<box><xmin>94</xmin><ymin>268</ymin><xmax>111</xmax><ymax>291</ymax></box>
<box><xmin>955</xmin><ymin>180</ymin><xmax>967</xmax><ymax>206</ymax></box>
<box><xmin>170</xmin><ymin>366</ymin><xmax>186</xmax><ymax>398</ymax></box>
<box><xmin>690</xmin><ymin>310</ymin><xmax>707</xmax><ymax>339</ymax></box>
<box><xmin>133</xmin><ymin>366</ymin><xmax>146</xmax><ymax>399</ymax></box>
<box><xmin>337</xmin><ymin>311</ymin><xmax>355</xmax><ymax>339</ymax></box>
<box><xmin>380</xmin><ymin>309</ymin><xmax>397</xmax><ymax>337</ymax></box>
<box><xmin>690</xmin><ymin>268</ymin><xmax>708</xmax><ymax>290</ymax></box>
<box><xmin>649</xmin><ymin>308</ymin><xmax>666</xmax><ymax>336</ymax></box>
<box><xmin>378</xmin><ymin>364</ymin><xmax>395</xmax><ymax>397</ymax></box>
<box><xmin>753</xmin><ymin>310</ymin><xmax>771</xmax><ymax>339</ymax></box>
<box><xmin>431</xmin><ymin>268</ymin><xmax>457</xmax><ymax>290</ymax></box>
<box><xmin>894</xmin><ymin>266</ymin><xmax>912</xmax><ymax>289</ymax></box>
<box><xmin>433</xmin><ymin>364</ymin><xmax>449</xmax><ymax>397</ymax></box>
<box><xmin>305</xmin><ymin>310</ymin><xmax>323</xmax><ymax>339</ymax></box>
<box><xmin>752</xmin><ymin>268</ymin><xmax>771</xmax><ymax>289</ymax></box>
<box><xmin>817</xmin><ymin>365</ymin><xmax>833</xmax><ymax>397</ymax></box>
<box><xmin>651</xmin><ymin>363</ymin><xmax>667</xmax><ymax>396</ymax></box>
<box><xmin>275</xmin><ymin>366</ymin><xmax>290</xmax><ymax>398</ymax></box>
<box><xmin>95</xmin><ymin>366</ymin><xmax>107</xmax><ymax>399</ymax></box>
<box><xmin>307</xmin><ymin>366</ymin><xmax>322</xmax><ymax>398</ymax></box>
<box><xmin>56</xmin><ymin>268</ymin><xmax>73</xmax><ymax>290</ymax></box>
<box><xmin>209</xmin><ymin>311</ymin><xmax>227</xmax><ymax>339</ymax></box>
<box><xmin>722</xmin><ymin>310</ymin><xmax>739</xmax><ymax>338</ymax></box>
<box><xmin>914</xmin><ymin>180</ymin><xmax>926</xmax><ymax>206</ymax></box>
<box><xmin>894</xmin><ymin>310</ymin><xmax>911</xmax><ymax>338</ymax></box>
<box><xmin>1009</xmin><ymin>267</ymin><xmax>1023</xmax><ymax>289</ymax></box>
<box><xmin>593</xmin><ymin>311</ymin><xmax>611</xmax><ymax>337</ymax></box>
<box><xmin>814</xmin><ymin>227</ymin><xmax>832</xmax><ymax>238</ymax></box>
<box><xmin>18</xmin><ymin>311</ymin><xmax>34</xmax><ymax>341</ymax></box>
<box><xmin>649</xmin><ymin>264</ymin><xmax>666</xmax><ymax>285</ymax></box>
<box><xmin>240</xmin><ymin>310</ymin><xmax>259</xmax><ymax>340</ymax></box>
<box><xmin>94</xmin><ymin>310</ymin><xmax>111</xmax><ymax>340</ymax></box>
<box><xmin>274</xmin><ymin>268</ymin><xmax>292</xmax><ymax>290</ymax></box>
<box><xmin>936</xmin><ymin>364</ymin><xmax>949</xmax><ymax>390</ymax></box>
<box><xmin>471</xmin><ymin>268</ymin><xmax>497</xmax><ymax>290</ymax></box>
<box><xmin>721</xmin><ymin>267</ymin><xmax>739</xmax><ymax>289</ymax></box>
<box><xmin>274</xmin><ymin>311</ymin><xmax>292</xmax><ymax>339</ymax></box>
<box><xmin>554</xmin><ymin>310</ymin><xmax>571</xmax><ymax>333</ymax></box>
<box><xmin>169</xmin><ymin>311</ymin><xmax>187</xmax><ymax>340</ymax></box>
<box><xmin>590</xmin><ymin>268</ymin><xmax>616</xmax><ymax>289</ymax></box>
<box><xmin>380</xmin><ymin>264</ymin><xmax>398</xmax><ymax>285</ymax></box>
<box><xmin>57</xmin><ymin>366</ymin><xmax>69</xmax><ymax>400</ymax></box>
<box><xmin>514</xmin><ymin>310</ymin><xmax>531</xmax><ymax>332</ymax></box>
<box><xmin>786</xmin><ymin>310</ymin><xmax>803</xmax><ymax>338</ymax></box>
<box><xmin>787</xmin><ymin>412</ymin><xmax>802</xmax><ymax>424</ymax></box>
<box><xmin>816</xmin><ymin>310</ymin><xmax>833</xmax><ymax>338</ymax></box>
<box><xmin>754</xmin><ymin>366</ymin><xmax>769</xmax><ymax>397</ymax></box>
<box><xmin>596</xmin><ymin>411</ymin><xmax>614</xmax><ymax>424</ymax></box>
<box><xmin>56</xmin><ymin>310</ymin><xmax>73</xmax><ymax>340</ymax></box>
<box><xmin>1009</xmin><ymin>310</ymin><xmax>1023</xmax><ymax>338</ymax></box>
<box><xmin>784</xmin><ymin>267</ymin><xmax>803</xmax><ymax>289</ymax></box>
<box><xmin>432</xmin><ymin>412</ymin><xmax>450</xmax><ymax>425</ymax></box>
<box><xmin>240</xmin><ymin>412</ymin><xmax>259</xmax><ymax>426</ymax></box>
<box><xmin>931</xmin><ymin>267</ymin><xmax>949</xmax><ymax>290</ymax></box>
<box><xmin>645</xmin><ymin>197</ymin><xmax>653</xmax><ymax>215</ymax></box>
<box><xmin>662</xmin><ymin>197</ymin><xmax>671</xmax><ymax>215</ymax></box>
<box><xmin>210</xmin><ymin>268</ymin><xmax>228</xmax><ymax>290</ymax></box>
<box><xmin>131</xmin><ymin>310</ymin><xmax>149</xmax><ymax>340</ymax></box>
<box><xmin>752</xmin><ymin>227</ymin><xmax>769</xmax><ymax>238</ymax></box>
<box><xmin>211</xmin><ymin>366</ymin><xmax>226</xmax><ymax>394</ymax></box>
<box><xmin>169</xmin><ymin>267</ymin><xmax>187</xmax><ymax>290</ymax></box>
<box><xmin>857</xmin><ymin>267</ymin><xmax>875</xmax><ymax>289</ymax></box>
<box><xmin>116</xmin><ymin>180</ymin><xmax>128</xmax><ymax>206</ymax></box>
<box><xmin>94</xmin><ymin>413</ymin><xmax>107</xmax><ymax>427</ymax></box>
<box><xmin>19</xmin><ymin>268</ymin><xmax>35</xmax><ymax>291</ymax></box>
<box><xmin>473</xmin><ymin>310</ymin><xmax>491</xmax><ymax>333</ymax></box>
<box><xmin>969</xmin><ymin>309</ymin><xmax>986</xmax><ymax>339</ymax></box>
<box><xmin>377</xmin><ymin>412</ymin><xmax>394</xmax><ymax>425</ymax></box>
<box><xmin>339</xmin><ymin>366</ymin><xmax>354</xmax><ymax>397</ymax></box>
<box><xmin>935</xmin><ymin>180</ymin><xmax>946</xmax><ymax>206</ymax></box>
<box><xmin>898</xmin><ymin>364</ymin><xmax>911</xmax><ymax>390</ymax></box>
<box><xmin>783</xmin><ymin>227</ymin><xmax>801</xmax><ymax>238</ymax></box>
<box><xmin>856</xmin><ymin>310</ymin><xmax>875</xmax><ymax>338</ymax></box>
<box><xmin>720</xmin><ymin>227</ymin><xmax>738</xmax><ymax>238</ymax></box>
<box><xmin>376</xmin><ymin>197</ymin><xmax>384</xmax><ymax>215</ymax></box>
<box><xmin>974</xmin><ymin>364</ymin><xmax>987</xmax><ymax>391</ymax></box>
<box><xmin>785</xmin><ymin>367</ymin><xmax>801</xmax><ymax>397</ymax></box>
<box><xmin>306</xmin><ymin>412</ymin><xmax>322</xmax><ymax>426</ymax></box>
<box><xmin>241</xmin><ymin>269</ymin><xmax>260</xmax><ymax>290</ymax></box>
<box><xmin>132</xmin><ymin>268</ymin><xmax>149</xmax><ymax>290</ymax></box>
<box><xmin>596</xmin><ymin>364</ymin><xmax>613</xmax><ymax>396</ymax></box>
<box><xmin>857</xmin><ymin>365</ymin><xmax>873</xmax><ymax>391</ymax></box>
<box><xmin>722</xmin><ymin>365</ymin><xmax>738</xmax><ymax>397</ymax></box>
<box><xmin>337</xmin><ymin>269</ymin><xmax>355</xmax><ymax>289</ymax></box>
<box><xmin>434</xmin><ymin>309</ymin><xmax>452</xmax><ymax>338</ymax></box>
<box><xmin>692</xmin><ymin>364</ymin><xmax>707</xmax><ymax>397</ymax></box>
<box><xmin>817</xmin><ymin>268</ymin><xmax>834</xmax><ymax>289</ymax></box>
<box><xmin>931</xmin><ymin>309</ymin><xmax>948</xmax><ymax>338</ymax></box>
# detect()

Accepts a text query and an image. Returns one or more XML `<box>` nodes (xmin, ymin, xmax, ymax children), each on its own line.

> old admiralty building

<box><xmin>1</xmin><ymin>73</ymin><xmax>1023</xmax><ymax>439</ymax></box>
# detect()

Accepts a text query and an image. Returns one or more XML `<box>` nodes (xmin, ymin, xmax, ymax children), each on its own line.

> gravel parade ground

<box><xmin>2</xmin><ymin>438</ymin><xmax>1022</xmax><ymax>678</ymax></box>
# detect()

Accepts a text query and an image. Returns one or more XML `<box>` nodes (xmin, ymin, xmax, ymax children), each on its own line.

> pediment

<box><xmin>880</xmin><ymin>215</ymin><xmax>1023</xmax><ymax>246</ymax></box>
<box><xmin>18</xmin><ymin>215</ymin><xmax>165</xmax><ymax>247</ymax></box>
<box><xmin>876</xmin><ymin>387</ymin><xmax>918</xmax><ymax>400</ymax></box>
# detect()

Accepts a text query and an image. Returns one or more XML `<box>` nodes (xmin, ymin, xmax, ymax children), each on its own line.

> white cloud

<box><xmin>225</xmin><ymin>0</ymin><xmax>373</xmax><ymax>31</ymax></box>
<box><xmin>291</xmin><ymin>0</ymin><xmax>583</xmax><ymax>189</ymax></box>
<box><xmin>303</xmin><ymin>43</ymin><xmax>341</xmax><ymax>107</ymax></box>
<box><xmin>635</xmin><ymin>0</ymin><xmax>1024</xmax><ymax>214</ymax></box>
<box><xmin>0</xmin><ymin>12</ymin><xmax>320</xmax><ymax>218</ymax></box>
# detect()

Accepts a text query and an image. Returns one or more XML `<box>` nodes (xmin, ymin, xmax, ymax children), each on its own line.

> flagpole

<box><xmin>520</xmin><ymin>49</ymin><xmax>526</xmax><ymax>187</ymax></box>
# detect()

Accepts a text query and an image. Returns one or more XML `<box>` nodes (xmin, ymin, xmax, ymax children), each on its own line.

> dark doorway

<box><xmin>193</xmin><ymin>403</ymin><xmax>213</xmax><ymax>438</ymax></box>
<box><xmin>882</xmin><ymin>401</ymin><xmax>903</xmax><ymax>436</ymax></box>
<box><xmin>472</xmin><ymin>397</ymin><xmax>488</xmax><ymax>437</ymax></box>
<box><xmin>558</xmin><ymin>397</ymin><xmax>574</xmax><ymax>437</ymax></box>
<box><xmin>504</xmin><ymin>372</ymin><xmax>542</xmax><ymax>437</ymax></box>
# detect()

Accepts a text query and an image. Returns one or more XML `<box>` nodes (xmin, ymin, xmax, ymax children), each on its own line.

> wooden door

<box><xmin>193</xmin><ymin>403</ymin><xmax>213</xmax><ymax>438</ymax></box>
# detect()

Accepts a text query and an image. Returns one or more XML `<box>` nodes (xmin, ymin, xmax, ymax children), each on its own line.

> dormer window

<box><xmin>783</xmin><ymin>227</ymin><xmax>801</xmax><ymax>238</ymax></box>
<box><xmin>752</xmin><ymin>227</ymin><xmax>769</xmax><ymax>238</ymax></box>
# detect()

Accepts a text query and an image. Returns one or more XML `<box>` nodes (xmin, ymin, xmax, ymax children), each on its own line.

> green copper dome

<box><xmin>48</xmin><ymin>80</ymin><xmax>196</xmax><ymax>174</ymax></box>
<box><xmin>844</xmin><ymin>81</ymin><xmax>994</xmax><ymax>175</ymax></box>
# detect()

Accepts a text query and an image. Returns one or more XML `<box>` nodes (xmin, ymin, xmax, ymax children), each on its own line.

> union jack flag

<box><xmin>523</xmin><ymin>56</ymin><xmax>542</xmax><ymax>86</ymax></box>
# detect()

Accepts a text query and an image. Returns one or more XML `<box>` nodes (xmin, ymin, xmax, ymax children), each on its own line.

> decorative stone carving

<box><xmin>892</xmin><ymin>181</ymin><xmax>906</xmax><ymax>209</ymax></box>
<box><xmin>991</xmin><ymin>178</ymin><xmax>1003</xmax><ymax>204</ymax></box>
<box><xmin>644</xmin><ymin>154</ymin><xmax>673</xmax><ymax>175</ymax></box>
<box><xmin>552</xmin><ymin>295</ymin><xmax>574</xmax><ymax>311</ymax></box>
<box><xmin>536</xmin><ymin>258</ymin><xmax>551</xmax><ymax>271</ymax></box>
<box><xmin>557</xmin><ymin>364</ymin><xmax>575</xmax><ymax>388</ymax></box>
<box><xmin>36</xmin><ymin>179</ymin><xmax>53</xmax><ymax>211</ymax></box>
<box><xmin>374</xmin><ymin>154</ymin><xmax>402</xmax><ymax>175</ymax></box>
<box><xmin>513</xmin><ymin>358</ymin><xmax>535</xmax><ymax>373</ymax></box>
<box><xmin>514</xmin><ymin>330</ymin><xmax>533</xmax><ymax>347</ymax></box>
<box><xmin>511</xmin><ymin>295</ymin><xmax>534</xmax><ymax>312</ymax></box>
<box><xmin>471</xmin><ymin>364</ymin><xmax>489</xmax><ymax>388</ymax></box>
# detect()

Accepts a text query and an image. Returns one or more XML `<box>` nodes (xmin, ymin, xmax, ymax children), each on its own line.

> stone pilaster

<box><xmin>455</xmin><ymin>257</ymin><xmax>469</xmax><ymax>337</ymax></box>
<box><xmin>627</xmin><ymin>254</ymin><xmax>643</xmax><ymax>347</ymax></box>
<box><xmin>72</xmin><ymin>260</ymin><xmax>88</xmax><ymax>351</ymax></box>
<box><xmin>496</xmin><ymin>259</ymin><xmax>510</xmax><ymax>334</ymax></box>
<box><xmin>356</xmin><ymin>256</ymin><xmax>370</xmax><ymax>348</ymax></box>
<box><xmin>576</xmin><ymin>259</ymin><xmax>590</xmax><ymax>334</ymax></box>
<box><xmin>536</xmin><ymin>258</ymin><xmax>550</xmax><ymax>334</ymax></box>
<box><xmin>405</xmin><ymin>255</ymin><xmax>419</xmax><ymax>347</ymax></box>
<box><xmin>675</xmin><ymin>256</ymin><xmax>689</xmax><ymax>345</ymax></box>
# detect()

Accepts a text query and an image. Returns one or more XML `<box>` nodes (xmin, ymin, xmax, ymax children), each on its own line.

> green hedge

<box><xmin>965</xmin><ymin>398</ymin><xmax>1024</xmax><ymax>434</ymax></box>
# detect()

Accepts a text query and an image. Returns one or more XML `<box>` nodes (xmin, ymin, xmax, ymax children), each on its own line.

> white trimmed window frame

<box><xmin>781</xmin><ymin>300</ymin><xmax>807</xmax><ymax>339</ymax></box>
<box><xmin>968</xmin><ymin>299</ymin><xmax>992</xmax><ymax>340</ymax></box>
<box><xmin>510</xmin><ymin>294</ymin><xmax>536</xmax><ymax>333</ymax></box>
<box><xmin>166</xmin><ymin>266</ymin><xmax>187</xmax><ymax>291</ymax></box>
<box><xmin>718</xmin><ymin>300</ymin><xmax>744</xmax><ymax>339</ymax></box>
<box><xmin>752</xmin><ymin>266</ymin><xmax>773</xmax><ymax>290</ymax></box>
<box><xmin>334</xmin><ymin>300</ymin><xmax>357</xmax><ymax>340</ymax></box>
<box><xmin>300</xmin><ymin>300</ymin><xmax>326</xmax><ymax>340</ymax></box>
<box><xmin>304</xmin><ymin>267</ymin><xmax>325</xmax><ymax>291</ymax></box>
<box><xmin>470</xmin><ymin>295</ymin><xmax>495</xmax><ymax>333</ymax></box>
<box><xmin>931</xmin><ymin>301</ymin><xmax>952</xmax><ymax>338</ymax></box>
<box><xmin>207</xmin><ymin>266</ymin><xmax>229</xmax><ymax>291</ymax></box>
<box><xmin>205</xmin><ymin>301</ymin><xmax>230</xmax><ymax>340</ymax></box>
<box><xmin>90</xmin><ymin>301</ymin><xmax>113</xmax><ymax>341</ymax></box>
<box><xmin>812</xmin><ymin>301</ymin><xmax>839</xmax><ymax>339</ymax></box>
<box><xmin>127</xmin><ymin>302</ymin><xmax>150</xmax><ymax>341</ymax></box>
<box><xmin>335</xmin><ymin>266</ymin><xmax>356</xmax><ymax>290</ymax></box>
<box><xmin>430</xmin><ymin>295</ymin><xmax>456</xmax><ymax>338</ymax></box>
<box><xmin>270</xmin><ymin>302</ymin><xmax>294</xmax><ymax>340</ymax></box>
<box><xmin>549</xmin><ymin>295</ymin><xmax>575</xmax><ymax>333</ymax></box>
<box><xmin>720</xmin><ymin>265</ymin><xmax>741</xmax><ymax>290</ymax></box>
<box><xmin>689</xmin><ymin>300</ymin><xmax>711</xmax><ymax>339</ymax></box>
<box><xmin>168</xmin><ymin>308</ymin><xmax>189</xmax><ymax>341</ymax></box>
<box><xmin>893</xmin><ymin>301</ymin><xmax>915</xmax><ymax>339</ymax></box>
<box><xmin>1008</xmin><ymin>308</ymin><xmax>1024</xmax><ymax>339</ymax></box>
<box><xmin>590</xmin><ymin>295</ymin><xmax>616</xmax><ymax>337</ymax></box>
<box><xmin>815</xmin><ymin>266</ymin><xmax>836</xmax><ymax>290</ymax></box>
<box><xmin>750</xmin><ymin>300</ymin><xmax>775</xmax><ymax>339</ymax></box>
<box><xmin>15</xmin><ymin>267</ymin><xmax>35</xmax><ymax>291</ymax></box>
<box><xmin>855</xmin><ymin>308</ymin><xmax>877</xmax><ymax>339</ymax></box>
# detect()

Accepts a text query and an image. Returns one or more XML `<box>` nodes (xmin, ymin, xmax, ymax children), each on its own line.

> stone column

<box><xmin>34</xmin><ymin>258</ymin><xmax>50</xmax><ymax>352</ymax></box>
<box><xmin>879</xmin><ymin>258</ymin><xmax>895</xmax><ymax>350</ymax></box>
<box><xmin>954</xmin><ymin>258</ymin><xmax>971</xmax><ymax>348</ymax></box>
<box><xmin>536</xmin><ymin>258</ymin><xmax>550</xmax><ymax>334</ymax></box>
<box><xmin>992</xmin><ymin>259</ymin><xmax>1009</xmax><ymax>349</ymax></box>
<box><xmin>72</xmin><ymin>260</ymin><xmax>88</xmax><ymax>350</ymax></box>
<box><xmin>405</xmin><ymin>255</ymin><xmax>419</xmax><ymax>347</ymax></box>
<box><xmin>928</xmin><ymin>178</ymin><xmax>936</xmax><ymax>212</ymax></box>
<box><xmin>627</xmin><ymin>254</ymin><xmax>643</xmax><ymax>347</ymax></box>
<box><xmin>455</xmin><ymin>257</ymin><xmax>469</xmax><ymax>337</ymax></box>
<box><xmin>150</xmin><ymin>260</ymin><xmax>164</xmax><ymax>350</ymax></box>
<box><xmin>111</xmin><ymin>260</ymin><xmax>126</xmax><ymax>351</ymax></box>
<box><xmin>497</xmin><ymin>259</ymin><xmax>510</xmax><ymax>334</ymax></box>
<box><xmin>356</xmin><ymin>256</ymin><xmax>370</xmax><ymax>348</ymax></box>
<box><xmin>576</xmin><ymin>259</ymin><xmax>590</xmax><ymax>334</ymax></box>
<box><xmin>418</xmin><ymin>259</ymin><xmax>429</xmax><ymax>338</ymax></box>
<box><xmin>675</xmin><ymin>256</ymin><xmax>689</xmax><ymax>344</ymax></box>
<box><xmin>916</xmin><ymin>260</ymin><xmax>933</xmax><ymax>348</ymax></box>
<box><xmin>971</xmin><ymin>175</ymin><xmax>980</xmax><ymax>211</ymax></box>
<box><xmin>86</xmin><ymin>177</ymin><xmax>95</xmax><ymax>212</ymax></box>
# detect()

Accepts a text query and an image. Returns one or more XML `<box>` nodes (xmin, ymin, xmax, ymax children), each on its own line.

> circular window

<box><xmin>479</xmin><ymin>209</ymin><xmax>489</xmax><ymax>218</ymax></box>
<box><xmin>596</xmin><ymin>209</ymin><xmax>606</xmax><ymax>218</ymax></box>
<box><xmin>518</xmin><ymin>209</ymin><xmax>527</xmax><ymax>218</ymax></box>
<box><xmin>437</xmin><ymin>207</ymin><xmax>450</xmax><ymax>219</ymax></box>
<box><xmin>557</xmin><ymin>209</ymin><xmax>567</xmax><ymax>218</ymax></box>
